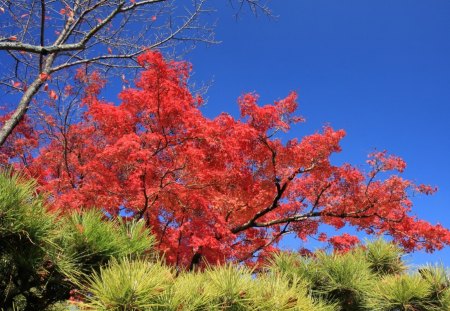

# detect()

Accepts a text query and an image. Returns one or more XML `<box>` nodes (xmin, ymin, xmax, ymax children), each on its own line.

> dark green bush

<box><xmin>0</xmin><ymin>171</ymin><xmax>154</xmax><ymax>310</ymax></box>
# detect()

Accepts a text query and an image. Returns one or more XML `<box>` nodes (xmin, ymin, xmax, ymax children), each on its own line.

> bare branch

<box><xmin>0</xmin><ymin>0</ymin><xmax>226</xmax><ymax>146</ymax></box>
<box><xmin>0</xmin><ymin>41</ymin><xmax>84</xmax><ymax>54</ymax></box>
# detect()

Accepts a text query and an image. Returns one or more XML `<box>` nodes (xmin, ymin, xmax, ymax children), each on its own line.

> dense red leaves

<box><xmin>329</xmin><ymin>234</ymin><xmax>360</xmax><ymax>252</ymax></box>
<box><xmin>1</xmin><ymin>51</ymin><xmax>450</xmax><ymax>266</ymax></box>
<box><xmin>39</xmin><ymin>72</ymin><xmax>51</xmax><ymax>81</ymax></box>
<box><xmin>239</xmin><ymin>91</ymin><xmax>303</xmax><ymax>133</ymax></box>
<box><xmin>0</xmin><ymin>114</ymin><xmax>38</xmax><ymax>166</ymax></box>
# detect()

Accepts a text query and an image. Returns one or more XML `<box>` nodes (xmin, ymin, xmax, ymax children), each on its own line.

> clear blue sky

<box><xmin>185</xmin><ymin>0</ymin><xmax>450</xmax><ymax>266</ymax></box>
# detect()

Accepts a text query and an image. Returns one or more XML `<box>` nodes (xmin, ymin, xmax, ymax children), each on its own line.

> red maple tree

<box><xmin>2</xmin><ymin>51</ymin><xmax>449</xmax><ymax>268</ymax></box>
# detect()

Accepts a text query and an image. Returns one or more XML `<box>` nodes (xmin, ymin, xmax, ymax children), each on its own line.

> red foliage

<box><xmin>0</xmin><ymin>113</ymin><xmax>38</xmax><ymax>167</ymax></box>
<box><xmin>2</xmin><ymin>51</ymin><xmax>450</xmax><ymax>267</ymax></box>
<box><xmin>329</xmin><ymin>234</ymin><xmax>360</xmax><ymax>252</ymax></box>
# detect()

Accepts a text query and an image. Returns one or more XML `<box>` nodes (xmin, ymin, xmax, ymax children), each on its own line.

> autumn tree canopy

<box><xmin>2</xmin><ymin>51</ymin><xmax>450</xmax><ymax>268</ymax></box>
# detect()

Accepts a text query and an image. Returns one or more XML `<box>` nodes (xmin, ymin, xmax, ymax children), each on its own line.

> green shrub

<box><xmin>77</xmin><ymin>257</ymin><xmax>173</xmax><ymax>310</ymax></box>
<box><xmin>0</xmin><ymin>171</ymin><xmax>155</xmax><ymax>310</ymax></box>
<box><xmin>0</xmin><ymin>170</ymin><xmax>69</xmax><ymax>310</ymax></box>
<box><xmin>366</xmin><ymin>273</ymin><xmax>432</xmax><ymax>310</ymax></box>
<box><xmin>153</xmin><ymin>271</ymin><xmax>214</xmax><ymax>311</ymax></box>
<box><xmin>311</xmin><ymin>250</ymin><xmax>374</xmax><ymax>310</ymax></box>
<box><xmin>364</xmin><ymin>238</ymin><xmax>406</xmax><ymax>276</ymax></box>
<box><xmin>59</xmin><ymin>209</ymin><xmax>154</xmax><ymax>273</ymax></box>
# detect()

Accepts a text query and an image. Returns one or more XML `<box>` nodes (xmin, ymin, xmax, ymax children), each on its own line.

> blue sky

<box><xmin>185</xmin><ymin>0</ymin><xmax>450</xmax><ymax>266</ymax></box>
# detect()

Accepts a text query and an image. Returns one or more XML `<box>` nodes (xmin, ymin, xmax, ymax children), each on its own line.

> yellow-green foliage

<box><xmin>366</xmin><ymin>274</ymin><xmax>432</xmax><ymax>310</ymax></box>
<box><xmin>77</xmin><ymin>260</ymin><xmax>335</xmax><ymax>311</ymax></box>
<box><xmin>0</xmin><ymin>170</ymin><xmax>57</xmax><ymax>267</ymax></box>
<box><xmin>78</xmin><ymin>258</ymin><xmax>173</xmax><ymax>310</ymax></box>
<box><xmin>0</xmin><ymin>170</ymin><xmax>68</xmax><ymax>310</ymax></box>
<box><xmin>364</xmin><ymin>239</ymin><xmax>406</xmax><ymax>276</ymax></box>
<box><xmin>265</xmin><ymin>243</ymin><xmax>450</xmax><ymax>311</ymax></box>
<box><xmin>365</xmin><ymin>266</ymin><xmax>450</xmax><ymax>311</ymax></box>
<box><xmin>247</xmin><ymin>274</ymin><xmax>334</xmax><ymax>311</ymax></box>
<box><xmin>0</xmin><ymin>170</ymin><xmax>156</xmax><ymax>311</ymax></box>
<box><xmin>154</xmin><ymin>271</ymin><xmax>214</xmax><ymax>311</ymax></box>
<box><xmin>59</xmin><ymin>209</ymin><xmax>155</xmax><ymax>272</ymax></box>
<box><xmin>312</xmin><ymin>250</ymin><xmax>374</xmax><ymax>309</ymax></box>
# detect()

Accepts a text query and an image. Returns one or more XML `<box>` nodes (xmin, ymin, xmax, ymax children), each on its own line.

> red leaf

<box><xmin>76</xmin><ymin>224</ymin><xmax>84</xmax><ymax>233</ymax></box>
<box><xmin>64</xmin><ymin>84</ymin><xmax>73</xmax><ymax>95</ymax></box>
<box><xmin>49</xmin><ymin>90</ymin><xmax>58</xmax><ymax>100</ymax></box>
<box><xmin>40</xmin><ymin>72</ymin><xmax>50</xmax><ymax>81</ymax></box>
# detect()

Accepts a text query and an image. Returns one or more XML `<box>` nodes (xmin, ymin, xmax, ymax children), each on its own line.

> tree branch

<box><xmin>231</xmin><ymin>163</ymin><xmax>315</xmax><ymax>234</ymax></box>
